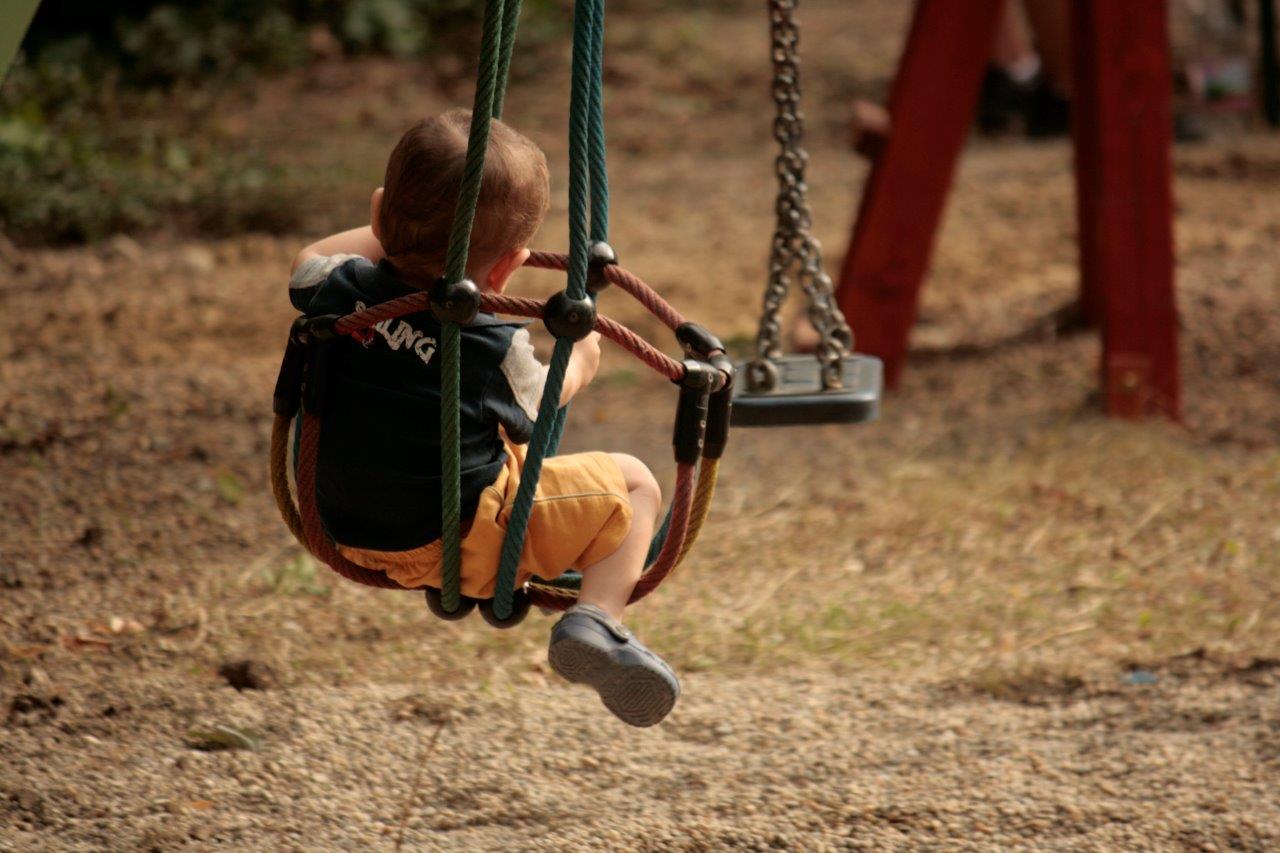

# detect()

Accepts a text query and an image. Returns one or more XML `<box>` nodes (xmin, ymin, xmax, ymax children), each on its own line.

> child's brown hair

<box><xmin>378</xmin><ymin>109</ymin><xmax>550</xmax><ymax>284</ymax></box>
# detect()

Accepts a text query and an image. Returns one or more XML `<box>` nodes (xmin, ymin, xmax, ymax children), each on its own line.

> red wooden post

<box><xmin>1071</xmin><ymin>0</ymin><xmax>1180</xmax><ymax>419</ymax></box>
<box><xmin>834</xmin><ymin>0</ymin><xmax>1004</xmax><ymax>388</ymax></box>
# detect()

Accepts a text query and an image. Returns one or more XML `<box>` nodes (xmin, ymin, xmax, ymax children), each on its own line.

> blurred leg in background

<box><xmin>979</xmin><ymin>0</ymin><xmax>1071</xmax><ymax>137</ymax></box>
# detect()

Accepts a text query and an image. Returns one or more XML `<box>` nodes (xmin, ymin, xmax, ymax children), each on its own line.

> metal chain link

<box><xmin>748</xmin><ymin>0</ymin><xmax>853</xmax><ymax>392</ymax></box>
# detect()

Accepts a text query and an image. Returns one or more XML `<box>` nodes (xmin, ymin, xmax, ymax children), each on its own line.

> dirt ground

<box><xmin>3</xmin><ymin>1</ymin><xmax>1280</xmax><ymax>849</ymax></box>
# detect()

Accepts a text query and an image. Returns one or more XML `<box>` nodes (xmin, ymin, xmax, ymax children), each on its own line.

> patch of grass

<box><xmin>963</xmin><ymin>664</ymin><xmax>1087</xmax><ymax>706</ymax></box>
<box><xmin>598</xmin><ymin>367</ymin><xmax>639</xmax><ymax>388</ymax></box>
<box><xmin>103</xmin><ymin>386</ymin><xmax>130</xmax><ymax>420</ymax></box>
<box><xmin>214</xmin><ymin>470</ymin><xmax>245</xmax><ymax>506</ymax></box>
<box><xmin>262</xmin><ymin>552</ymin><xmax>331</xmax><ymax>597</ymax></box>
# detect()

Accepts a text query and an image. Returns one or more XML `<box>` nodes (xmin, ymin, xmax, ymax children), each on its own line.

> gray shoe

<box><xmin>548</xmin><ymin>604</ymin><xmax>680</xmax><ymax>727</ymax></box>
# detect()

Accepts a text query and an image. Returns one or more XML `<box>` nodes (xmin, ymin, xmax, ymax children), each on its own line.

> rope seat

<box><xmin>270</xmin><ymin>0</ymin><xmax>732</xmax><ymax>627</ymax></box>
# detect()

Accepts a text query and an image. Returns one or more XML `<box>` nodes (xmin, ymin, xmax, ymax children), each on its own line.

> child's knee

<box><xmin>610</xmin><ymin>453</ymin><xmax>660</xmax><ymax>505</ymax></box>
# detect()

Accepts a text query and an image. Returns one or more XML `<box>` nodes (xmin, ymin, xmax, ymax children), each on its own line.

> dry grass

<box><xmin>3</xmin><ymin>0</ymin><xmax>1278</xmax><ymax>696</ymax></box>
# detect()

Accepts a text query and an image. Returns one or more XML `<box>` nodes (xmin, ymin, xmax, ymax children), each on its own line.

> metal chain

<box><xmin>748</xmin><ymin>0</ymin><xmax>853</xmax><ymax>392</ymax></box>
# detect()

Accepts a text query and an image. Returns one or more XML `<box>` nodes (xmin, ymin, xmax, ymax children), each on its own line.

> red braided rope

<box><xmin>525</xmin><ymin>251</ymin><xmax>686</xmax><ymax>331</ymax></box>
<box><xmin>629</xmin><ymin>461</ymin><xmax>695</xmax><ymax>601</ymax></box>
<box><xmin>333</xmin><ymin>292</ymin><xmax>429</xmax><ymax>336</ymax></box>
<box><xmin>480</xmin><ymin>293</ymin><xmax>684</xmax><ymax>381</ymax></box>
<box><xmin>290</xmin><ymin>252</ymin><xmax>697</xmax><ymax>603</ymax></box>
<box><xmin>293</xmin><ymin>409</ymin><xmax>696</xmax><ymax>601</ymax></box>
<box><xmin>334</xmin><ymin>290</ymin><xmax>684</xmax><ymax>382</ymax></box>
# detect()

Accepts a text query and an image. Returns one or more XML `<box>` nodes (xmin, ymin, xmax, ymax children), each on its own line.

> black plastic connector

<box><xmin>675</xmin><ymin>322</ymin><xmax>725</xmax><ymax>359</ymax></box>
<box><xmin>302</xmin><ymin>344</ymin><xmax>336</xmax><ymax>415</ymax></box>
<box><xmin>285</xmin><ymin>315</ymin><xmax>341</xmax><ymax>416</ymax></box>
<box><xmin>586</xmin><ymin>241</ymin><xmax>617</xmax><ymax>294</ymax></box>
<box><xmin>272</xmin><ymin>335</ymin><xmax>307</xmax><ymax>417</ymax></box>
<box><xmin>673</xmin><ymin>360</ymin><xmax>715</xmax><ymax>465</ymax></box>
<box><xmin>543</xmin><ymin>290</ymin><xmax>598</xmax><ymax>341</ymax></box>
<box><xmin>479</xmin><ymin>589</ymin><xmax>532</xmax><ymax>629</ymax></box>
<box><xmin>708</xmin><ymin>352</ymin><xmax>736</xmax><ymax>389</ymax></box>
<box><xmin>703</xmin><ymin>358</ymin><xmax>735</xmax><ymax>460</ymax></box>
<box><xmin>704</xmin><ymin>387</ymin><xmax>733</xmax><ymax>460</ymax></box>
<box><xmin>424</xmin><ymin>588</ymin><xmax>478</xmax><ymax>621</ymax></box>
<box><xmin>429</xmin><ymin>276</ymin><xmax>482</xmax><ymax>326</ymax></box>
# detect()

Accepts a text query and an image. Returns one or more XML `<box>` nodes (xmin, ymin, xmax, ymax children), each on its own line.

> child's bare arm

<box><xmin>558</xmin><ymin>332</ymin><xmax>602</xmax><ymax>407</ymax></box>
<box><xmin>291</xmin><ymin>226</ymin><xmax>385</xmax><ymax>273</ymax></box>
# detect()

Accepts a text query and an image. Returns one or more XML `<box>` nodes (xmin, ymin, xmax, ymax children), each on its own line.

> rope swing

<box><xmin>271</xmin><ymin>0</ymin><xmax>733</xmax><ymax>628</ymax></box>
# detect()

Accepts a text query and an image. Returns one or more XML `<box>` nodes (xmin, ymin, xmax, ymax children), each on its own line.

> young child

<box><xmin>287</xmin><ymin>109</ymin><xmax>679</xmax><ymax>727</ymax></box>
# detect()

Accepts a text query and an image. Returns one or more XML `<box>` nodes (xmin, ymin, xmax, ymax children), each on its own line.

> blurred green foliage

<box><xmin>17</xmin><ymin>0</ymin><xmax>495</xmax><ymax>88</ymax></box>
<box><xmin>1</xmin><ymin>0</ymin><xmax>565</xmax><ymax>245</ymax></box>
<box><xmin>0</xmin><ymin>60</ymin><xmax>304</xmax><ymax>243</ymax></box>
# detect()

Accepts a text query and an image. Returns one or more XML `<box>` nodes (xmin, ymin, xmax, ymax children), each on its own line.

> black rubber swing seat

<box><xmin>731</xmin><ymin>354</ymin><xmax>883</xmax><ymax>427</ymax></box>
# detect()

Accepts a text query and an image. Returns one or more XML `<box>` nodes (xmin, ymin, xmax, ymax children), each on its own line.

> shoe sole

<box><xmin>548</xmin><ymin>631</ymin><xmax>678</xmax><ymax>728</ymax></box>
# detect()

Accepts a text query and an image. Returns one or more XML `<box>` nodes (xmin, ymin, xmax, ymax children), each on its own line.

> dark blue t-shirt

<box><xmin>289</xmin><ymin>254</ymin><xmax>548</xmax><ymax>550</ymax></box>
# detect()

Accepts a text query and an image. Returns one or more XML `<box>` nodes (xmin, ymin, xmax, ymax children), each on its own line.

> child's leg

<box><xmin>546</xmin><ymin>452</ymin><xmax>678</xmax><ymax>726</ymax></box>
<box><xmin>576</xmin><ymin>453</ymin><xmax>661</xmax><ymax>621</ymax></box>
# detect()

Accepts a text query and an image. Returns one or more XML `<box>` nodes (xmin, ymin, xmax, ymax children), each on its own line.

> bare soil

<box><xmin>3</xmin><ymin>1</ymin><xmax>1280</xmax><ymax>849</ymax></box>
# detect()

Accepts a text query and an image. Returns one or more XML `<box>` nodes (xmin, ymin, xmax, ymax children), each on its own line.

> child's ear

<box><xmin>369</xmin><ymin>188</ymin><xmax>385</xmax><ymax>242</ymax></box>
<box><xmin>487</xmin><ymin>248</ymin><xmax>530</xmax><ymax>294</ymax></box>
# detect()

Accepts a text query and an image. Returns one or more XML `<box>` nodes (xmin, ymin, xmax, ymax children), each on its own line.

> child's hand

<box><xmin>576</xmin><ymin>332</ymin><xmax>602</xmax><ymax>381</ymax></box>
<box><xmin>560</xmin><ymin>332</ymin><xmax>602</xmax><ymax>406</ymax></box>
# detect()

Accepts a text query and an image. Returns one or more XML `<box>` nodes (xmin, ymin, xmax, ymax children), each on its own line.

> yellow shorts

<box><xmin>337</xmin><ymin>442</ymin><xmax>632</xmax><ymax>599</ymax></box>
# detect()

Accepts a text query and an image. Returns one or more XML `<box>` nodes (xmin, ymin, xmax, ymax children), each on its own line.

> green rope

<box><xmin>490</xmin><ymin>0</ymin><xmax>601</xmax><ymax>619</ymax></box>
<box><xmin>432</xmin><ymin>0</ymin><xmax>634</xmax><ymax>618</ymax></box>
<box><xmin>442</xmin><ymin>4</ymin><xmax>505</xmax><ymax>283</ymax></box>
<box><xmin>492</xmin><ymin>0</ymin><xmax>679</xmax><ymax>609</ymax></box>
<box><xmin>493</xmin><ymin>0</ymin><xmax>523</xmax><ymax>118</ymax></box>
<box><xmin>562</xmin><ymin>0</ymin><xmax>595</xmax><ymax>303</ymax></box>
<box><xmin>541</xmin><ymin>0</ymin><xmax>606</xmax><ymax>460</ymax></box>
<box><xmin>587</xmin><ymin>0</ymin><xmax>609</xmax><ymax>241</ymax></box>
<box><xmin>438</xmin><ymin>0</ymin><xmax>508</xmax><ymax>613</ymax></box>
<box><xmin>439</xmin><ymin>326</ymin><xmax>463</xmax><ymax>612</ymax></box>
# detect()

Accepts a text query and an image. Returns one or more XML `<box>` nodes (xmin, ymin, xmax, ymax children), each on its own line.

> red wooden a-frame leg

<box><xmin>834</xmin><ymin>0</ymin><xmax>1005</xmax><ymax>388</ymax></box>
<box><xmin>1071</xmin><ymin>0</ymin><xmax>1180</xmax><ymax>419</ymax></box>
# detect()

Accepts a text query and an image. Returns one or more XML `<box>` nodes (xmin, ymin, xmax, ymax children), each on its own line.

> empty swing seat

<box><xmin>731</xmin><ymin>354</ymin><xmax>883</xmax><ymax>427</ymax></box>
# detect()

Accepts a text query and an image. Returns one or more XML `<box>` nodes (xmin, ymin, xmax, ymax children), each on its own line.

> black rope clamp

<box><xmin>429</xmin><ymin>277</ymin><xmax>481</xmax><ymax>326</ymax></box>
<box><xmin>479</xmin><ymin>588</ymin><xmax>531</xmax><ymax>629</ymax></box>
<box><xmin>586</xmin><ymin>241</ymin><xmax>617</xmax><ymax>294</ymax></box>
<box><xmin>704</xmin><ymin>376</ymin><xmax>734</xmax><ymax>461</ymax></box>
<box><xmin>677</xmin><ymin>321</ymin><xmax>735</xmax><ymax>396</ymax></box>
<box><xmin>273</xmin><ymin>337</ymin><xmax>307</xmax><ymax>417</ymax></box>
<box><xmin>302</xmin><ymin>318</ymin><xmax>342</xmax><ymax>416</ymax></box>
<box><xmin>673</xmin><ymin>359</ymin><xmax>715</xmax><ymax>464</ymax></box>
<box><xmin>274</xmin><ymin>315</ymin><xmax>339</xmax><ymax>417</ymax></box>
<box><xmin>424</xmin><ymin>588</ymin><xmax>477</xmax><ymax>621</ymax></box>
<box><xmin>543</xmin><ymin>290</ymin><xmax>598</xmax><ymax>340</ymax></box>
<box><xmin>289</xmin><ymin>314</ymin><xmax>339</xmax><ymax>346</ymax></box>
<box><xmin>675</xmin><ymin>322</ymin><xmax>724</xmax><ymax>359</ymax></box>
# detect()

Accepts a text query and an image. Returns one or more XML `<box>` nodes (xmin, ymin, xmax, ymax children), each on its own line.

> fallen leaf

<box><xmin>4</xmin><ymin>643</ymin><xmax>51</xmax><ymax>660</ymax></box>
<box><xmin>60</xmin><ymin>636</ymin><xmax>113</xmax><ymax>652</ymax></box>
<box><xmin>185</xmin><ymin>725</ymin><xmax>261</xmax><ymax>752</ymax></box>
